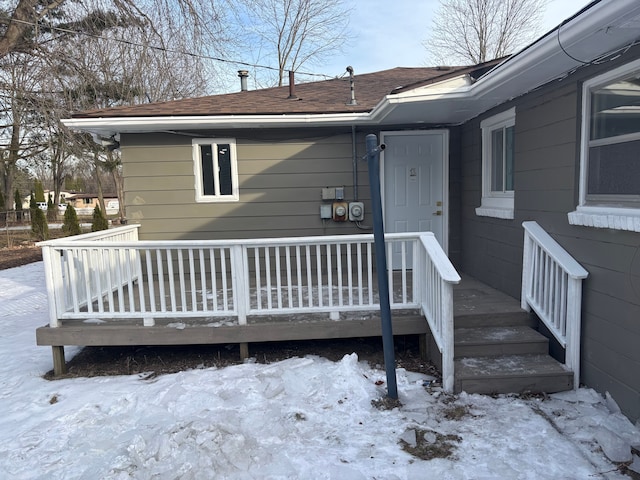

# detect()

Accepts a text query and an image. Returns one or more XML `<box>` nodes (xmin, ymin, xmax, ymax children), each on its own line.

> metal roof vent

<box><xmin>346</xmin><ymin>66</ymin><xmax>357</xmax><ymax>106</ymax></box>
<box><xmin>238</xmin><ymin>70</ymin><xmax>249</xmax><ymax>91</ymax></box>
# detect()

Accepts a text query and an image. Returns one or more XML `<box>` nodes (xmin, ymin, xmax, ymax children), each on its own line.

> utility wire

<box><xmin>1</xmin><ymin>17</ymin><xmax>337</xmax><ymax>80</ymax></box>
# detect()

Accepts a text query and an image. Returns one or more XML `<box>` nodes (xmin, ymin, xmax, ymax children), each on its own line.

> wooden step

<box><xmin>454</xmin><ymin>326</ymin><xmax>549</xmax><ymax>358</ymax></box>
<box><xmin>454</xmin><ymin>354</ymin><xmax>573</xmax><ymax>395</ymax></box>
<box><xmin>454</xmin><ymin>310</ymin><xmax>535</xmax><ymax>328</ymax></box>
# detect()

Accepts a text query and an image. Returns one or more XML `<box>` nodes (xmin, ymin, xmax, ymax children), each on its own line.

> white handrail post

<box><xmin>521</xmin><ymin>229</ymin><xmax>533</xmax><ymax>312</ymax></box>
<box><xmin>231</xmin><ymin>244</ymin><xmax>248</xmax><ymax>325</ymax></box>
<box><xmin>566</xmin><ymin>278</ymin><xmax>583</xmax><ymax>389</ymax></box>
<box><xmin>441</xmin><ymin>281</ymin><xmax>455</xmax><ymax>393</ymax></box>
<box><xmin>41</xmin><ymin>245</ymin><xmax>61</xmax><ymax>328</ymax></box>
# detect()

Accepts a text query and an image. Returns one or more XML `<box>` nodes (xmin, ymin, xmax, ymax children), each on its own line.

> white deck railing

<box><xmin>39</xmin><ymin>227</ymin><xmax>460</xmax><ymax>391</ymax></box>
<box><xmin>521</xmin><ymin>221</ymin><xmax>588</xmax><ymax>389</ymax></box>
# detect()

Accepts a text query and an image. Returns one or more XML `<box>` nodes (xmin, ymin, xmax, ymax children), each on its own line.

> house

<box><xmin>57</xmin><ymin>0</ymin><xmax>640</xmax><ymax>421</ymax></box>
<box><xmin>63</xmin><ymin>193</ymin><xmax>119</xmax><ymax>216</ymax></box>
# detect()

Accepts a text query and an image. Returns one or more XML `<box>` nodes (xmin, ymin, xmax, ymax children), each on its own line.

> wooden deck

<box><xmin>36</xmin><ymin>273</ymin><xmax>521</xmax><ymax>352</ymax></box>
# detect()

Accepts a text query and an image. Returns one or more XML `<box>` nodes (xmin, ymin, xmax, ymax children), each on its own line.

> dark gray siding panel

<box><xmin>448</xmin><ymin>127</ymin><xmax>462</xmax><ymax>267</ymax></box>
<box><xmin>459</xmin><ymin>46</ymin><xmax>640</xmax><ymax>422</ymax></box>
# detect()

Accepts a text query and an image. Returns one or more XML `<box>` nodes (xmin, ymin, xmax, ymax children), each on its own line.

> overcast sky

<box><xmin>317</xmin><ymin>0</ymin><xmax>594</xmax><ymax>77</ymax></box>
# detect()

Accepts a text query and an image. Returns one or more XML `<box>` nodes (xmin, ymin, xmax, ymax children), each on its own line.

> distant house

<box><xmin>64</xmin><ymin>193</ymin><xmax>119</xmax><ymax>216</ymax></box>
<box><xmin>61</xmin><ymin>0</ymin><xmax>640</xmax><ymax>422</ymax></box>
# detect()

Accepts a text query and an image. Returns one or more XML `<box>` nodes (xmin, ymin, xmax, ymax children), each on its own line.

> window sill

<box><xmin>195</xmin><ymin>195</ymin><xmax>239</xmax><ymax>203</ymax></box>
<box><xmin>475</xmin><ymin>206</ymin><xmax>514</xmax><ymax>219</ymax></box>
<box><xmin>568</xmin><ymin>207</ymin><xmax>640</xmax><ymax>232</ymax></box>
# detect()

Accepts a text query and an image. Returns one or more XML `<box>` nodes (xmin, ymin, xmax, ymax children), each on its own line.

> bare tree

<box><xmin>425</xmin><ymin>0</ymin><xmax>547</xmax><ymax>65</ymax></box>
<box><xmin>233</xmin><ymin>0</ymin><xmax>350</xmax><ymax>86</ymax></box>
<box><xmin>0</xmin><ymin>1</ymin><xmax>230</xmax><ymax>219</ymax></box>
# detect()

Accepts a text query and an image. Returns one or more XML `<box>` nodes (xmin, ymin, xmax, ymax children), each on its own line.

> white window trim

<box><xmin>476</xmin><ymin>107</ymin><xmax>515</xmax><ymax>219</ymax></box>
<box><xmin>192</xmin><ymin>138</ymin><xmax>239</xmax><ymax>203</ymax></box>
<box><xmin>569</xmin><ymin>58</ymin><xmax>640</xmax><ymax>232</ymax></box>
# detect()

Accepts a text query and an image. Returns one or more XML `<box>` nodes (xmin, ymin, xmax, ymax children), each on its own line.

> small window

<box><xmin>193</xmin><ymin>139</ymin><xmax>239</xmax><ymax>202</ymax></box>
<box><xmin>83</xmin><ymin>198</ymin><xmax>91</xmax><ymax>205</ymax></box>
<box><xmin>476</xmin><ymin>108</ymin><xmax>515</xmax><ymax>219</ymax></box>
<box><xmin>569</xmin><ymin>58</ymin><xmax>640</xmax><ymax>232</ymax></box>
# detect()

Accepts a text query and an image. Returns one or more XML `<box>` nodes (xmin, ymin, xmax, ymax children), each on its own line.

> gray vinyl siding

<box><xmin>459</xmin><ymin>46</ymin><xmax>640</xmax><ymax>422</ymax></box>
<box><xmin>120</xmin><ymin>130</ymin><xmax>372</xmax><ymax>241</ymax></box>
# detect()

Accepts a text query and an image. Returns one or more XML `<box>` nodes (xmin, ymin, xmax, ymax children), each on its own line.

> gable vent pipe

<box><xmin>238</xmin><ymin>70</ymin><xmax>249</xmax><ymax>91</ymax></box>
<box><xmin>288</xmin><ymin>70</ymin><xmax>297</xmax><ymax>99</ymax></box>
<box><xmin>346</xmin><ymin>66</ymin><xmax>357</xmax><ymax>105</ymax></box>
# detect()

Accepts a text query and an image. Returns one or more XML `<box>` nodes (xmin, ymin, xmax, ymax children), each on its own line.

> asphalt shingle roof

<box><xmin>72</xmin><ymin>66</ymin><xmax>473</xmax><ymax>119</ymax></box>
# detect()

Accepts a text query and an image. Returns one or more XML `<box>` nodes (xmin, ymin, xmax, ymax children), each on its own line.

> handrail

<box><xmin>39</xmin><ymin>228</ymin><xmax>460</xmax><ymax>393</ymax></box>
<box><xmin>521</xmin><ymin>221</ymin><xmax>588</xmax><ymax>389</ymax></box>
<box><xmin>38</xmin><ymin>224</ymin><xmax>141</xmax><ymax>246</ymax></box>
<box><xmin>415</xmin><ymin>233</ymin><xmax>461</xmax><ymax>393</ymax></box>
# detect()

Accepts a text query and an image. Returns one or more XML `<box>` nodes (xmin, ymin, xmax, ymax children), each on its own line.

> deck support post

<box><xmin>418</xmin><ymin>333</ymin><xmax>428</xmax><ymax>361</ymax></box>
<box><xmin>239</xmin><ymin>342</ymin><xmax>249</xmax><ymax>360</ymax></box>
<box><xmin>52</xmin><ymin>346</ymin><xmax>66</xmax><ymax>376</ymax></box>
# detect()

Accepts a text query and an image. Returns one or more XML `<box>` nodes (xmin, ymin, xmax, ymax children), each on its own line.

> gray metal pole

<box><xmin>365</xmin><ymin>133</ymin><xmax>398</xmax><ymax>399</ymax></box>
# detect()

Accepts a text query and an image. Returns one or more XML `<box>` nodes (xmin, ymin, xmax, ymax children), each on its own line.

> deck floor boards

<box><xmin>37</xmin><ymin>274</ymin><xmax>523</xmax><ymax>347</ymax></box>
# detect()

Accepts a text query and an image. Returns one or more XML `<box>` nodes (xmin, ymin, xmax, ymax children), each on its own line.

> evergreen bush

<box><xmin>31</xmin><ymin>206</ymin><xmax>49</xmax><ymax>241</ymax></box>
<box><xmin>91</xmin><ymin>205</ymin><xmax>109</xmax><ymax>232</ymax></box>
<box><xmin>46</xmin><ymin>195</ymin><xmax>56</xmax><ymax>222</ymax></box>
<box><xmin>62</xmin><ymin>204</ymin><xmax>82</xmax><ymax>236</ymax></box>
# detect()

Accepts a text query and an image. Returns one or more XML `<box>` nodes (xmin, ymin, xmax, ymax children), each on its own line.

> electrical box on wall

<box><xmin>320</xmin><ymin>204</ymin><xmax>332</xmax><ymax>219</ymax></box>
<box><xmin>332</xmin><ymin>201</ymin><xmax>348</xmax><ymax>222</ymax></box>
<box><xmin>335</xmin><ymin>186</ymin><xmax>345</xmax><ymax>200</ymax></box>
<box><xmin>348</xmin><ymin>202</ymin><xmax>364</xmax><ymax>221</ymax></box>
<box><xmin>321</xmin><ymin>187</ymin><xmax>336</xmax><ymax>200</ymax></box>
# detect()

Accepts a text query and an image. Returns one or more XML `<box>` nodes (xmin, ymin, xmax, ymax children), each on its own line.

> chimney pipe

<box><xmin>346</xmin><ymin>66</ymin><xmax>357</xmax><ymax>106</ymax></box>
<box><xmin>287</xmin><ymin>70</ymin><xmax>297</xmax><ymax>99</ymax></box>
<box><xmin>238</xmin><ymin>70</ymin><xmax>249</xmax><ymax>91</ymax></box>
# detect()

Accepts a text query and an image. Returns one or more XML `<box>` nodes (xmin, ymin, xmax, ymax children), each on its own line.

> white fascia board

<box><xmin>62</xmin><ymin>112</ymin><xmax>373</xmax><ymax>136</ymax></box>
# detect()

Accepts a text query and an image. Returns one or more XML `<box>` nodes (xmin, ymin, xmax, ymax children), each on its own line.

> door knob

<box><xmin>433</xmin><ymin>210</ymin><xmax>442</xmax><ymax>216</ymax></box>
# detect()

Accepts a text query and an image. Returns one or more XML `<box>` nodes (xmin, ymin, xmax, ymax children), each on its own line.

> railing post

<box><xmin>566</xmin><ymin>278</ymin><xmax>583</xmax><ymax>389</ymax></box>
<box><xmin>231</xmin><ymin>244</ymin><xmax>248</xmax><ymax>326</ymax></box>
<box><xmin>41</xmin><ymin>245</ymin><xmax>61</xmax><ymax>328</ymax></box>
<box><xmin>441</xmin><ymin>282</ymin><xmax>455</xmax><ymax>393</ymax></box>
<box><xmin>521</xmin><ymin>229</ymin><xmax>532</xmax><ymax>312</ymax></box>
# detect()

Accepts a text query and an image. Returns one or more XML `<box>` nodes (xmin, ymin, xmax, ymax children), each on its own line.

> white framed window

<box><xmin>569</xmin><ymin>58</ymin><xmax>640</xmax><ymax>232</ymax></box>
<box><xmin>476</xmin><ymin>107</ymin><xmax>515</xmax><ymax>219</ymax></box>
<box><xmin>192</xmin><ymin>138</ymin><xmax>239</xmax><ymax>202</ymax></box>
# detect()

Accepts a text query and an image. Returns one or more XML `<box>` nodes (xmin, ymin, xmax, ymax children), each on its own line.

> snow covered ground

<box><xmin>1</xmin><ymin>262</ymin><xmax>639</xmax><ymax>480</ymax></box>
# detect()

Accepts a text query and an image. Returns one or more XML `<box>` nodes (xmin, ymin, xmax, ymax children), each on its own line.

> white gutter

<box><xmin>62</xmin><ymin>112</ymin><xmax>373</xmax><ymax>136</ymax></box>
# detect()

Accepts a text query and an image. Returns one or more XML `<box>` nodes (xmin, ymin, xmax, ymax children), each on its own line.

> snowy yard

<box><xmin>1</xmin><ymin>262</ymin><xmax>639</xmax><ymax>479</ymax></box>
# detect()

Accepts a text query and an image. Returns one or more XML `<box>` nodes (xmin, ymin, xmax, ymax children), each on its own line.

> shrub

<box><xmin>14</xmin><ymin>189</ymin><xmax>21</xmax><ymax>211</ymax></box>
<box><xmin>31</xmin><ymin>207</ymin><xmax>49</xmax><ymax>241</ymax></box>
<box><xmin>62</xmin><ymin>204</ymin><xmax>82</xmax><ymax>236</ymax></box>
<box><xmin>46</xmin><ymin>195</ymin><xmax>56</xmax><ymax>222</ymax></box>
<box><xmin>91</xmin><ymin>205</ymin><xmax>109</xmax><ymax>232</ymax></box>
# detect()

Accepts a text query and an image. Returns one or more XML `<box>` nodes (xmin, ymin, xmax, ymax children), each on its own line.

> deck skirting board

<box><xmin>36</xmin><ymin>315</ymin><xmax>429</xmax><ymax>347</ymax></box>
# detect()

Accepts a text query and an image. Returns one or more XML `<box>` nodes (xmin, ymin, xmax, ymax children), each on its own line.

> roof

<box><xmin>63</xmin><ymin>0</ymin><xmax>640</xmax><ymax>137</ymax></box>
<box><xmin>72</xmin><ymin>66</ymin><xmax>476</xmax><ymax>119</ymax></box>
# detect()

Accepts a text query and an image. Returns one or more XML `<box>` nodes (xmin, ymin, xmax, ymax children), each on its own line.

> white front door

<box><xmin>381</xmin><ymin>131</ymin><xmax>447</xmax><ymax>267</ymax></box>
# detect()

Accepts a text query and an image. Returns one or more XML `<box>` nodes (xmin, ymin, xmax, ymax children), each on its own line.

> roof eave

<box><xmin>62</xmin><ymin>112</ymin><xmax>374</xmax><ymax>137</ymax></box>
